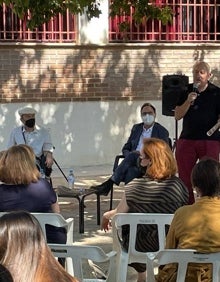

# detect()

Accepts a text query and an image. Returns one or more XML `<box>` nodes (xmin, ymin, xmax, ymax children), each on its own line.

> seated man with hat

<box><xmin>7</xmin><ymin>106</ymin><xmax>54</xmax><ymax>178</ymax></box>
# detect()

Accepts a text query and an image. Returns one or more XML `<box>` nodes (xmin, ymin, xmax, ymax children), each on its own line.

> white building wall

<box><xmin>78</xmin><ymin>0</ymin><xmax>109</xmax><ymax>44</ymax></box>
<box><xmin>0</xmin><ymin>101</ymin><xmax>179</xmax><ymax>169</ymax></box>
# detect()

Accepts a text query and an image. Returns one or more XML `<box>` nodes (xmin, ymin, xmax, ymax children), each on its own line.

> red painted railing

<box><xmin>1</xmin><ymin>1</ymin><xmax>220</xmax><ymax>43</ymax></box>
<box><xmin>109</xmin><ymin>0</ymin><xmax>220</xmax><ymax>42</ymax></box>
<box><xmin>0</xmin><ymin>4</ymin><xmax>76</xmax><ymax>42</ymax></box>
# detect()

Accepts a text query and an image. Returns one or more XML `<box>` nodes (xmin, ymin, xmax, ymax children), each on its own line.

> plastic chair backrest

<box><xmin>146</xmin><ymin>249</ymin><xmax>220</xmax><ymax>282</ymax></box>
<box><xmin>31</xmin><ymin>213</ymin><xmax>74</xmax><ymax>244</ymax></box>
<box><xmin>0</xmin><ymin>212</ymin><xmax>74</xmax><ymax>244</ymax></box>
<box><xmin>111</xmin><ymin>213</ymin><xmax>174</xmax><ymax>282</ymax></box>
<box><xmin>48</xmin><ymin>243</ymin><xmax>117</xmax><ymax>282</ymax></box>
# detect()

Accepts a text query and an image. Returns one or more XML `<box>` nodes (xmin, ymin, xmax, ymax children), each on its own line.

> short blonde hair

<box><xmin>0</xmin><ymin>145</ymin><xmax>40</xmax><ymax>185</ymax></box>
<box><xmin>192</xmin><ymin>61</ymin><xmax>211</xmax><ymax>74</ymax></box>
<box><xmin>143</xmin><ymin>138</ymin><xmax>177</xmax><ymax>180</ymax></box>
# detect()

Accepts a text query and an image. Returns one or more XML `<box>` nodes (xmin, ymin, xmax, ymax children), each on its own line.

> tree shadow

<box><xmin>0</xmin><ymin>46</ymin><xmax>219</xmax><ymax>165</ymax></box>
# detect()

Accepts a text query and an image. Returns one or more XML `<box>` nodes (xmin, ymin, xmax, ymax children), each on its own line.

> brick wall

<box><xmin>1</xmin><ymin>44</ymin><xmax>220</xmax><ymax>104</ymax></box>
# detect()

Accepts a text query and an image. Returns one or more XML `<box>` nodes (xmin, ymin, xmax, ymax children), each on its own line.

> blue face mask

<box><xmin>141</xmin><ymin>114</ymin><xmax>155</xmax><ymax>125</ymax></box>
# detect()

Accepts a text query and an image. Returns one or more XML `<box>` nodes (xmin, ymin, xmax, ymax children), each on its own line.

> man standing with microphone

<box><xmin>175</xmin><ymin>61</ymin><xmax>220</xmax><ymax>204</ymax></box>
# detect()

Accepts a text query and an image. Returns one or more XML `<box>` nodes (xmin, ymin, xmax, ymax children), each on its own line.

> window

<box><xmin>109</xmin><ymin>0</ymin><xmax>220</xmax><ymax>42</ymax></box>
<box><xmin>0</xmin><ymin>3</ymin><xmax>76</xmax><ymax>42</ymax></box>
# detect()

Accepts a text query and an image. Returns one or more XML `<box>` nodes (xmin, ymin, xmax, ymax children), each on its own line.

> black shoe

<box><xmin>90</xmin><ymin>178</ymin><xmax>114</xmax><ymax>196</ymax></box>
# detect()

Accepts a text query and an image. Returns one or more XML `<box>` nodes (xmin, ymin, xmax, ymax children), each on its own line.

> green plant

<box><xmin>0</xmin><ymin>0</ymin><xmax>173</xmax><ymax>30</ymax></box>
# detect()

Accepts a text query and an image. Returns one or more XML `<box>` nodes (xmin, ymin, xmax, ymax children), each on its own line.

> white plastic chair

<box><xmin>31</xmin><ymin>212</ymin><xmax>74</xmax><ymax>244</ymax></box>
<box><xmin>48</xmin><ymin>243</ymin><xmax>117</xmax><ymax>282</ymax></box>
<box><xmin>146</xmin><ymin>249</ymin><xmax>220</xmax><ymax>282</ymax></box>
<box><xmin>0</xmin><ymin>212</ymin><xmax>74</xmax><ymax>244</ymax></box>
<box><xmin>111</xmin><ymin>213</ymin><xmax>174</xmax><ymax>282</ymax></box>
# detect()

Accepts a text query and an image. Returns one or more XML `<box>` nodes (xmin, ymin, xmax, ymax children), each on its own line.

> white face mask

<box><xmin>142</xmin><ymin>114</ymin><xmax>155</xmax><ymax>125</ymax></box>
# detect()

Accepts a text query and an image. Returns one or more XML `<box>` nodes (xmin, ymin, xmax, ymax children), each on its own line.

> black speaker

<box><xmin>162</xmin><ymin>74</ymin><xmax>189</xmax><ymax>116</ymax></box>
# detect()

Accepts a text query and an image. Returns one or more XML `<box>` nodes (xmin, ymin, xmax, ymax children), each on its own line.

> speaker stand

<box><xmin>172</xmin><ymin>119</ymin><xmax>178</xmax><ymax>152</ymax></box>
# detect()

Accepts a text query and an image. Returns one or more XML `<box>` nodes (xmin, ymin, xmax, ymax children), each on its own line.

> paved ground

<box><xmin>52</xmin><ymin>165</ymin><xmax>137</xmax><ymax>281</ymax></box>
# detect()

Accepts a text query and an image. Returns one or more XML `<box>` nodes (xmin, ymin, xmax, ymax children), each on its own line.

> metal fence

<box><xmin>1</xmin><ymin>1</ymin><xmax>220</xmax><ymax>43</ymax></box>
<box><xmin>0</xmin><ymin>4</ymin><xmax>76</xmax><ymax>42</ymax></box>
<box><xmin>109</xmin><ymin>0</ymin><xmax>220</xmax><ymax>42</ymax></box>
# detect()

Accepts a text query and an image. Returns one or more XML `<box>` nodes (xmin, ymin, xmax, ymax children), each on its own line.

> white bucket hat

<box><xmin>18</xmin><ymin>107</ymin><xmax>37</xmax><ymax>116</ymax></box>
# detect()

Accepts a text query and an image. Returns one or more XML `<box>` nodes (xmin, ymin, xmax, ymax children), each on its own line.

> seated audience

<box><xmin>157</xmin><ymin>158</ymin><xmax>220</xmax><ymax>281</ymax></box>
<box><xmin>92</xmin><ymin>103</ymin><xmax>170</xmax><ymax>196</ymax></box>
<box><xmin>0</xmin><ymin>211</ymin><xmax>77</xmax><ymax>282</ymax></box>
<box><xmin>101</xmin><ymin>138</ymin><xmax>189</xmax><ymax>282</ymax></box>
<box><xmin>0</xmin><ymin>144</ymin><xmax>66</xmax><ymax>245</ymax></box>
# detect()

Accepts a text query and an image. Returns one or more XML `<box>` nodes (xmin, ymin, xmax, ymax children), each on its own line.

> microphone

<box><xmin>193</xmin><ymin>82</ymin><xmax>200</xmax><ymax>94</ymax></box>
<box><xmin>191</xmin><ymin>82</ymin><xmax>200</xmax><ymax>105</ymax></box>
<box><xmin>207</xmin><ymin>121</ymin><xmax>220</xmax><ymax>136</ymax></box>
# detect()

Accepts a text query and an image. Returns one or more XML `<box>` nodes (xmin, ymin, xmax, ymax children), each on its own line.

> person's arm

<box><xmin>44</xmin><ymin>151</ymin><xmax>54</xmax><ymax>168</ymax></box>
<box><xmin>165</xmin><ymin>212</ymin><xmax>181</xmax><ymax>249</ymax></box>
<box><xmin>175</xmin><ymin>91</ymin><xmax>197</xmax><ymax>120</ymax></box>
<box><xmin>51</xmin><ymin>201</ymin><xmax>60</xmax><ymax>213</ymax></box>
<box><xmin>122</xmin><ymin>124</ymin><xmax>139</xmax><ymax>157</ymax></box>
<box><xmin>101</xmin><ymin>193</ymin><xmax>129</xmax><ymax>232</ymax></box>
<box><xmin>42</xmin><ymin>129</ymin><xmax>54</xmax><ymax>167</ymax></box>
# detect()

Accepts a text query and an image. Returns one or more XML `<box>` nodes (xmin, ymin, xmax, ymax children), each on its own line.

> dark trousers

<box><xmin>36</xmin><ymin>155</ymin><xmax>52</xmax><ymax>177</ymax></box>
<box><xmin>46</xmin><ymin>225</ymin><xmax>67</xmax><ymax>266</ymax></box>
<box><xmin>176</xmin><ymin>139</ymin><xmax>220</xmax><ymax>204</ymax></box>
<box><xmin>112</xmin><ymin>151</ymin><xmax>143</xmax><ymax>185</ymax></box>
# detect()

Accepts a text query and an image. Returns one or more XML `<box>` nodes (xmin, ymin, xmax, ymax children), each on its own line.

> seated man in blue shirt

<box><xmin>91</xmin><ymin>102</ymin><xmax>170</xmax><ymax>196</ymax></box>
<box><xmin>7</xmin><ymin>106</ymin><xmax>54</xmax><ymax>177</ymax></box>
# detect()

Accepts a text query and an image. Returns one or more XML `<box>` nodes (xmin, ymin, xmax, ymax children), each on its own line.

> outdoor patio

<box><xmin>52</xmin><ymin>164</ymin><xmax>137</xmax><ymax>281</ymax></box>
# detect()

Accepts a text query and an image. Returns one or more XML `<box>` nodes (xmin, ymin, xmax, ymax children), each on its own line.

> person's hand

<box><xmin>187</xmin><ymin>92</ymin><xmax>198</xmax><ymax>104</ymax></box>
<box><xmin>45</xmin><ymin>153</ymin><xmax>53</xmax><ymax>168</ymax></box>
<box><xmin>101</xmin><ymin>214</ymin><xmax>111</xmax><ymax>232</ymax></box>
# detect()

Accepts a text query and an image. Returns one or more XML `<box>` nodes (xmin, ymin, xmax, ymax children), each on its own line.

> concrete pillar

<box><xmin>77</xmin><ymin>0</ymin><xmax>108</xmax><ymax>44</ymax></box>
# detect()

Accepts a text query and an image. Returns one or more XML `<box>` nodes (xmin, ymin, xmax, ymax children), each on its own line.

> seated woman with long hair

<box><xmin>101</xmin><ymin>138</ymin><xmax>189</xmax><ymax>282</ymax></box>
<box><xmin>0</xmin><ymin>211</ymin><xmax>77</xmax><ymax>282</ymax></box>
<box><xmin>0</xmin><ymin>144</ymin><xmax>66</xmax><ymax>245</ymax></box>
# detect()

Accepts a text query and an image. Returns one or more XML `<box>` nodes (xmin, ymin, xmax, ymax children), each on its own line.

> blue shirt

<box><xmin>0</xmin><ymin>179</ymin><xmax>66</xmax><ymax>244</ymax></box>
<box><xmin>0</xmin><ymin>178</ymin><xmax>57</xmax><ymax>212</ymax></box>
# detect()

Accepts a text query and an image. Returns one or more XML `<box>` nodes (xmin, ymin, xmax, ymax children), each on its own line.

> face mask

<box><xmin>137</xmin><ymin>157</ymin><xmax>147</xmax><ymax>175</ymax></box>
<box><xmin>142</xmin><ymin>114</ymin><xmax>155</xmax><ymax>125</ymax></box>
<box><xmin>25</xmin><ymin>118</ymin><xmax>35</xmax><ymax>128</ymax></box>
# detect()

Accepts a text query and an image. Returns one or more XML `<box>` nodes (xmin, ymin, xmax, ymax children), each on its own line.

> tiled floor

<box><xmin>52</xmin><ymin>167</ymin><xmax>137</xmax><ymax>281</ymax></box>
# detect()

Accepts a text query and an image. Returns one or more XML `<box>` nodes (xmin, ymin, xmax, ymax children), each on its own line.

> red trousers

<box><xmin>175</xmin><ymin>139</ymin><xmax>220</xmax><ymax>204</ymax></box>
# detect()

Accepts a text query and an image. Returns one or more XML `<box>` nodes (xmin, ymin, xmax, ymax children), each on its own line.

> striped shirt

<box><xmin>122</xmin><ymin>176</ymin><xmax>188</xmax><ymax>254</ymax></box>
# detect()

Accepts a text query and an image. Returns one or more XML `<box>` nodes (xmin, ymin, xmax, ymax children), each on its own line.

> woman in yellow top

<box><xmin>157</xmin><ymin>158</ymin><xmax>220</xmax><ymax>281</ymax></box>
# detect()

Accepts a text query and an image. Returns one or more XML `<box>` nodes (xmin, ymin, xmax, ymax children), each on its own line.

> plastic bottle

<box><xmin>67</xmin><ymin>169</ymin><xmax>75</xmax><ymax>189</ymax></box>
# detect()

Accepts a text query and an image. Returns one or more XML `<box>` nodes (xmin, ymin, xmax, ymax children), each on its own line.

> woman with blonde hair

<box><xmin>101</xmin><ymin>138</ymin><xmax>189</xmax><ymax>282</ymax></box>
<box><xmin>0</xmin><ymin>211</ymin><xmax>78</xmax><ymax>282</ymax></box>
<box><xmin>0</xmin><ymin>144</ymin><xmax>66</xmax><ymax>245</ymax></box>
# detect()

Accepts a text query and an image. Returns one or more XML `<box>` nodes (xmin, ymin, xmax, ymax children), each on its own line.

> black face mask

<box><xmin>25</xmin><ymin>118</ymin><xmax>35</xmax><ymax>128</ymax></box>
<box><xmin>137</xmin><ymin>157</ymin><xmax>147</xmax><ymax>176</ymax></box>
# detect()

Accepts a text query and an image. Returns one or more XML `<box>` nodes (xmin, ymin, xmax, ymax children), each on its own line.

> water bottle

<box><xmin>67</xmin><ymin>169</ymin><xmax>75</xmax><ymax>189</ymax></box>
<box><xmin>79</xmin><ymin>187</ymin><xmax>85</xmax><ymax>195</ymax></box>
<box><xmin>40</xmin><ymin>168</ymin><xmax>45</xmax><ymax>179</ymax></box>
